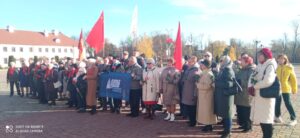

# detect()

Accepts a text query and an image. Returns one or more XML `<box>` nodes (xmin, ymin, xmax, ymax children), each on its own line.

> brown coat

<box><xmin>160</xmin><ymin>67</ymin><xmax>180</xmax><ymax>105</ymax></box>
<box><xmin>86</xmin><ymin>65</ymin><xmax>98</xmax><ymax>106</ymax></box>
<box><xmin>196</xmin><ymin>70</ymin><xmax>217</xmax><ymax>125</ymax></box>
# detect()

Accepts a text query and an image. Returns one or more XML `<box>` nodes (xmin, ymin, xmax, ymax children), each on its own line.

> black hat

<box><xmin>200</xmin><ymin>59</ymin><xmax>211</xmax><ymax>68</ymax></box>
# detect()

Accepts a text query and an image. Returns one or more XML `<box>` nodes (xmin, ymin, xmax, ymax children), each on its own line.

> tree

<box><xmin>292</xmin><ymin>20</ymin><xmax>299</xmax><ymax>62</ymax></box>
<box><xmin>34</xmin><ymin>56</ymin><xmax>38</xmax><ymax>63</ymax></box>
<box><xmin>205</xmin><ymin>40</ymin><xmax>227</xmax><ymax>58</ymax></box>
<box><xmin>8</xmin><ymin>55</ymin><xmax>16</xmax><ymax>67</ymax></box>
<box><xmin>136</xmin><ymin>35</ymin><xmax>155</xmax><ymax>58</ymax></box>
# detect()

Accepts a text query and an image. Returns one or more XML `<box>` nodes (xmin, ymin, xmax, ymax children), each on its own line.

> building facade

<box><xmin>0</xmin><ymin>26</ymin><xmax>78</xmax><ymax>67</ymax></box>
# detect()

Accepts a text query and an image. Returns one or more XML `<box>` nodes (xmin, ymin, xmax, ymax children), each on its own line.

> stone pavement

<box><xmin>0</xmin><ymin>67</ymin><xmax>299</xmax><ymax>138</ymax></box>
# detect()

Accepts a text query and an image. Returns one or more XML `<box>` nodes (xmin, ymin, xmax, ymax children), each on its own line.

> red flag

<box><xmin>86</xmin><ymin>11</ymin><xmax>104</xmax><ymax>54</ymax></box>
<box><xmin>173</xmin><ymin>22</ymin><xmax>182</xmax><ymax>71</ymax></box>
<box><xmin>78</xmin><ymin>30</ymin><xmax>84</xmax><ymax>60</ymax></box>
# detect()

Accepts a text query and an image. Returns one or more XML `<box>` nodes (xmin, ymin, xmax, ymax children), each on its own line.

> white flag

<box><xmin>130</xmin><ymin>5</ymin><xmax>138</xmax><ymax>39</ymax></box>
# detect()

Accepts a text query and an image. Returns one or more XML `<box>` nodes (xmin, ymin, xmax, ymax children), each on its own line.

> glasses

<box><xmin>147</xmin><ymin>63</ymin><xmax>152</xmax><ymax>65</ymax></box>
<box><xmin>204</xmin><ymin>55</ymin><xmax>210</xmax><ymax>57</ymax></box>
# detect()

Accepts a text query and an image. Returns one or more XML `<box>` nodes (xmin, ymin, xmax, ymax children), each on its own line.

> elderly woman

<box><xmin>182</xmin><ymin>56</ymin><xmax>200</xmax><ymax>127</ymax></box>
<box><xmin>248</xmin><ymin>48</ymin><xmax>277</xmax><ymax>138</ymax></box>
<box><xmin>19</xmin><ymin>62</ymin><xmax>30</xmax><ymax>97</ymax></box>
<box><xmin>44</xmin><ymin>64</ymin><xmax>59</xmax><ymax>106</ymax></box>
<box><xmin>75</xmin><ymin>67</ymin><xmax>87</xmax><ymax>113</ymax></box>
<box><xmin>86</xmin><ymin>58</ymin><xmax>99</xmax><ymax>115</ymax></box>
<box><xmin>235</xmin><ymin>55</ymin><xmax>255</xmax><ymax>132</ymax></box>
<box><xmin>142</xmin><ymin>58</ymin><xmax>160</xmax><ymax>120</ymax></box>
<box><xmin>214</xmin><ymin>55</ymin><xmax>235</xmax><ymax>138</ymax></box>
<box><xmin>160</xmin><ymin>58</ymin><xmax>180</xmax><ymax>121</ymax></box>
<box><xmin>275</xmin><ymin>54</ymin><xmax>298</xmax><ymax>126</ymax></box>
<box><xmin>196</xmin><ymin>59</ymin><xmax>217</xmax><ymax>132</ymax></box>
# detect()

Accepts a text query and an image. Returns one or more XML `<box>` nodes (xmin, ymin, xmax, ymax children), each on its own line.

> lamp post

<box><xmin>254</xmin><ymin>40</ymin><xmax>261</xmax><ymax>64</ymax></box>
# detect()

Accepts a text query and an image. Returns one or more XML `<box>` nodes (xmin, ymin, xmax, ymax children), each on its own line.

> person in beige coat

<box><xmin>86</xmin><ymin>58</ymin><xmax>99</xmax><ymax>115</ymax></box>
<box><xmin>160</xmin><ymin>58</ymin><xmax>180</xmax><ymax>122</ymax></box>
<box><xmin>142</xmin><ymin>58</ymin><xmax>160</xmax><ymax>120</ymax></box>
<box><xmin>196</xmin><ymin>59</ymin><xmax>217</xmax><ymax>132</ymax></box>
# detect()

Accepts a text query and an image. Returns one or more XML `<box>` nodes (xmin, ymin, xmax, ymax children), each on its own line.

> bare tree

<box><xmin>292</xmin><ymin>21</ymin><xmax>299</xmax><ymax>62</ymax></box>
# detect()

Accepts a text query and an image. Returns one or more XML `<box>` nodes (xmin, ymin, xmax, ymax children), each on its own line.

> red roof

<box><xmin>0</xmin><ymin>29</ymin><xmax>77</xmax><ymax>47</ymax></box>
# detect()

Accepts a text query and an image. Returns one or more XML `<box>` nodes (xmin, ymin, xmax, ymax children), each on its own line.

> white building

<box><xmin>0</xmin><ymin>26</ymin><xmax>78</xmax><ymax>67</ymax></box>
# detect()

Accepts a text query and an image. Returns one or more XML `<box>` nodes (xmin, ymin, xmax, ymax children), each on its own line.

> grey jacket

<box><xmin>181</xmin><ymin>65</ymin><xmax>200</xmax><ymax>106</ymax></box>
<box><xmin>234</xmin><ymin>64</ymin><xmax>256</xmax><ymax>107</ymax></box>
<box><xmin>126</xmin><ymin>63</ymin><xmax>143</xmax><ymax>90</ymax></box>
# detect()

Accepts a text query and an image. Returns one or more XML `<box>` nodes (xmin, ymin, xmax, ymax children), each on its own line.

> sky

<box><xmin>1</xmin><ymin>0</ymin><xmax>300</xmax><ymax>47</ymax></box>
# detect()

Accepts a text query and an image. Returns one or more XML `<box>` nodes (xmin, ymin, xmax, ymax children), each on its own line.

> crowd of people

<box><xmin>6</xmin><ymin>49</ymin><xmax>298</xmax><ymax>138</ymax></box>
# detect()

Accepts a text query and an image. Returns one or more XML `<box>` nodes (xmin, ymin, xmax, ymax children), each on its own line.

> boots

<box><xmin>169</xmin><ymin>113</ymin><xmax>175</xmax><ymax>122</ymax></box>
<box><xmin>260</xmin><ymin>123</ymin><xmax>273</xmax><ymax>138</ymax></box>
<box><xmin>164</xmin><ymin>112</ymin><xmax>171</xmax><ymax>121</ymax></box>
<box><xmin>202</xmin><ymin>125</ymin><xmax>213</xmax><ymax>132</ymax></box>
<box><xmin>90</xmin><ymin>106</ymin><xmax>97</xmax><ymax>115</ymax></box>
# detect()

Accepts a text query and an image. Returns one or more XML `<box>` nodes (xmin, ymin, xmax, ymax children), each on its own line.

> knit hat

<box><xmin>200</xmin><ymin>59</ymin><xmax>211</xmax><ymax>68</ymax></box>
<box><xmin>146</xmin><ymin>58</ymin><xmax>155</xmax><ymax>65</ymax></box>
<box><xmin>260</xmin><ymin>48</ymin><xmax>273</xmax><ymax>59</ymax></box>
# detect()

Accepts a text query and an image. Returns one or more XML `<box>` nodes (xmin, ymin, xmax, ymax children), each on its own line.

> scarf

<box><xmin>8</xmin><ymin>67</ymin><xmax>15</xmax><ymax>76</ymax></box>
<box><xmin>45</xmin><ymin>68</ymin><xmax>53</xmax><ymax>78</ymax></box>
<box><xmin>22</xmin><ymin>66</ymin><xmax>30</xmax><ymax>75</ymax></box>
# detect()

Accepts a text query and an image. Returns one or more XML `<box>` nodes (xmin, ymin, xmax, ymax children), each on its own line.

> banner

<box><xmin>98</xmin><ymin>72</ymin><xmax>131</xmax><ymax>101</ymax></box>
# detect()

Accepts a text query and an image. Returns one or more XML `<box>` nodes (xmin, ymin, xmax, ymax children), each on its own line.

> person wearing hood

<box><xmin>214</xmin><ymin>55</ymin><xmax>235</xmax><ymax>138</ymax></box>
<box><xmin>248</xmin><ymin>48</ymin><xmax>277</xmax><ymax>138</ymax></box>
<box><xmin>182</xmin><ymin>56</ymin><xmax>200</xmax><ymax>127</ymax></box>
<box><xmin>235</xmin><ymin>55</ymin><xmax>256</xmax><ymax>132</ymax></box>
<box><xmin>274</xmin><ymin>54</ymin><xmax>298</xmax><ymax>126</ymax></box>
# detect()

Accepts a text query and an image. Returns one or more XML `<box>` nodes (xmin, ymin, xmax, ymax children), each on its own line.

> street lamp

<box><xmin>254</xmin><ymin>40</ymin><xmax>261</xmax><ymax>64</ymax></box>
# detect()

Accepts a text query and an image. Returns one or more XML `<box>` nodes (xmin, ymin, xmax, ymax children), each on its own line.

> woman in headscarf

<box><xmin>214</xmin><ymin>55</ymin><xmax>235</xmax><ymax>138</ymax></box>
<box><xmin>86</xmin><ymin>58</ymin><xmax>99</xmax><ymax>115</ymax></box>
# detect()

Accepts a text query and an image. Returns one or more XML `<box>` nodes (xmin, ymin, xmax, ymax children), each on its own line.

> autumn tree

<box><xmin>136</xmin><ymin>35</ymin><xmax>155</xmax><ymax>58</ymax></box>
<box><xmin>205</xmin><ymin>40</ymin><xmax>227</xmax><ymax>59</ymax></box>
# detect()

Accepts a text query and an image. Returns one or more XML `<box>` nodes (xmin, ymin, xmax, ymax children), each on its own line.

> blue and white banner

<box><xmin>98</xmin><ymin>72</ymin><xmax>131</xmax><ymax>101</ymax></box>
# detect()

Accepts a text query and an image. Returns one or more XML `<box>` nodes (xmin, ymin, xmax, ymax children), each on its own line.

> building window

<box><xmin>70</xmin><ymin>48</ymin><xmax>73</xmax><ymax>53</ymax></box>
<box><xmin>29</xmin><ymin>47</ymin><xmax>33</xmax><ymax>52</ymax></box>
<box><xmin>12</xmin><ymin>47</ymin><xmax>16</xmax><ymax>52</ymax></box>
<box><xmin>3</xmin><ymin>47</ymin><xmax>7</xmax><ymax>52</ymax></box>
<box><xmin>52</xmin><ymin>48</ymin><xmax>55</xmax><ymax>53</ymax></box>
<box><xmin>4</xmin><ymin>58</ymin><xmax>8</xmax><ymax>64</ymax></box>
<box><xmin>20</xmin><ymin>47</ymin><xmax>23</xmax><ymax>52</ymax></box>
<box><xmin>45</xmin><ymin>48</ymin><xmax>49</xmax><ymax>52</ymax></box>
<box><xmin>39</xmin><ymin>48</ymin><xmax>42</xmax><ymax>52</ymax></box>
<box><xmin>64</xmin><ymin>48</ymin><xmax>67</xmax><ymax>53</ymax></box>
<box><xmin>58</xmin><ymin>48</ymin><xmax>61</xmax><ymax>53</ymax></box>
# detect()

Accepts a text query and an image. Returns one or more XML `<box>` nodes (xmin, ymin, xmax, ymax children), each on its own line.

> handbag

<box><xmin>260</xmin><ymin>65</ymin><xmax>280</xmax><ymax>98</ymax></box>
<box><xmin>224</xmin><ymin>78</ymin><xmax>243</xmax><ymax>96</ymax></box>
<box><xmin>54</xmin><ymin>81</ymin><xmax>62</xmax><ymax>88</ymax></box>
